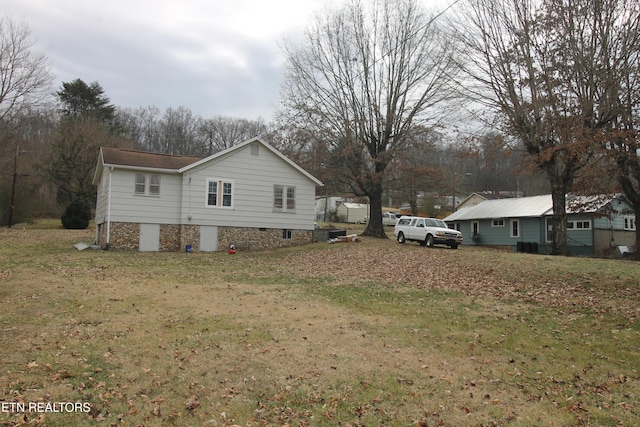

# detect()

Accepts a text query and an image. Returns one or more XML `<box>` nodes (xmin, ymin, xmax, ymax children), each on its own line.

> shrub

<box><xmin>61</xmin><ymin>197</ymin><xmax>91</xmax><ymax>229</ymax></box>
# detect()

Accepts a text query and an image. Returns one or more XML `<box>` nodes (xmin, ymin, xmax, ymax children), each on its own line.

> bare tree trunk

<box><xmin>550</xmin><ymin>188</ymin><xmax>569</xmax><ymax>256</ymax></box>
<box><xmin>363</xmin><ymin>182</ymin><xmax>386</xmax><ymax>238</ymax></box>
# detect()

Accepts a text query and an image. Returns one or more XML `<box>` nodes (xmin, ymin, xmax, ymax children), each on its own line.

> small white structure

<box><xmin>336</xmin><ymin>202</ymin><xmax>370</xmax><ymax>223</ymax></box>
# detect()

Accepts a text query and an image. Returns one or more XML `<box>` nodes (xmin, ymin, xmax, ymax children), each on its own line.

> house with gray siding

<box><xmin>443</xmin><ymin>194</ymin><xmax>636</xmax><ymax>256</ymax></box>
<box><xmin>92</xmin><ymin>137</ymin><xmax>323</xmax><ymax>252</ymax></box>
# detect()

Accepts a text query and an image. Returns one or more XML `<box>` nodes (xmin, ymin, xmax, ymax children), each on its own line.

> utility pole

<box><xmin>8</xmin><ymin>145</ymin><xmax>19</xmax><ymax>228</ymax></box>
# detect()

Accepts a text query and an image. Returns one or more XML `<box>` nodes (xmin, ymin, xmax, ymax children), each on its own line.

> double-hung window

<box><xmin>135</xmin><ymin>174</ymin><xmax>146</xmax><ymax>194</ymax></box>
<box><xmin>274</xmin><ymin>185</ymin><xmax>296</xmax><ymax>212</ymax></box>
<box><xmin>135</xmin><ymin>173</ymin><xmax>161</xmax><ymax>196</ymax></box>
<box><xmin>207</xmin><ymin>179</ymin><xmax>233</xmax><ymax>208</ymax></box>
<box><xmin>149</xmin><ymin>175</ymin><xmax>161</xmax><ymax>195</ymax></box>
<box><xmin>624</xmin><ymin>216</ymin><xmax>636</xmax><ymax>231</ymax></box>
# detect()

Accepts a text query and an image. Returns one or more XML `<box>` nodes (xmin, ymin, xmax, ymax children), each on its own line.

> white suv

<box><xmin>394</xmin><ymin>216</ymin><xmax>463</xmax><ymax>249</ymax></box>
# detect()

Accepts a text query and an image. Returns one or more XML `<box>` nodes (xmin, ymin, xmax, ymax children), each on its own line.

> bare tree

<box><xmin>0</xmin><ymin>16</ymin><xmax>53</xmax><ymax>225</ymax></box>
<box><xmin>158</xmin><ymin>106</ymin><xmax>202</xmax><ymax>156</ymax></box>
<box><xmin>43</xmin><ymin>119</ymin><xmax>121</xmax><ymax>204</ymax></box>
<box><xmin>200</xmin><ymin>116</ymin><xmax>268</xmax><ymax>155</ymax></box>
<box><xmin>455</xmin><ymin>0</ymin><xmax>639</xmax><ymax>255</ymax></box>
<box><xmin>279</xmin><ymin>0</ymin><xmax>460</xmax><ymax>237</ymax></box>
<box><xmin>116</xmin><ymin>106</ymin><xmax>163</xmax><ymax>152</ymax></box>
<box><xmin>388</xmin><ymin>127</ymin><xmax>446</xmax><ymax>215</ymax></box>
<box><xmin>0</xmin><ymin>16</ymin><xmax>52</xmax><ymax>127</ymax></box>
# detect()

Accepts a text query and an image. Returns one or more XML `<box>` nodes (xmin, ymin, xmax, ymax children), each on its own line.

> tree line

<box><xmin>2</xmin><ymin>0</ymin><xmax>639</xmax><ymax>257</ymax></box>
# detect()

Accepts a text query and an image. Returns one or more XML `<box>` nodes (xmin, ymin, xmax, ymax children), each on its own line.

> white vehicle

<box><xmin>382</xmin><ymin>212</ymin><xmax>399</xmax><ymax>226</ymax></box>
<box><xmin>394</xmin><ymin>216</ymin><xmax>463</xmax><ymax>249</ymax></box>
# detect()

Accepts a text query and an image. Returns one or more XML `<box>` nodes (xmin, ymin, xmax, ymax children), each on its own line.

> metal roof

<box><xmin>444</xmin><ymin>194</ymin><xmax>553</xmax><ymax>221</ymax></box>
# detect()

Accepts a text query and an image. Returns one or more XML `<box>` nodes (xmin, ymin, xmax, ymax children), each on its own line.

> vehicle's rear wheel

<box><xmin>425</xmin><ymin>234</ymin><xmax>434</xmax><ymax>247</ymax></box>
<box><xmin>397</xmin><ymin>232</ymin><xmax>406</xmax><ymax>244</ymax></box>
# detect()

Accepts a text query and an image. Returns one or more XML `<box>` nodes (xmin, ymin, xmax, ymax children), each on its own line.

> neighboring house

<box><xmin>336</xmin><ymin>202</ymin><xmax>370</xmax><ymax>223</ymax></box>
<box><xmin>92</xmin><ymin>137</ymin><xmax>323</xmax><ymax>252</ymax></box>
<box><xmin>444</xmin><ymin>194</ymin><xmax>636</xmax><ymax>256</ymax></box>
<box><xmin>456</xmin><ymin>191</ymin><xmax>524</xmax><ymax>211</ymax></box>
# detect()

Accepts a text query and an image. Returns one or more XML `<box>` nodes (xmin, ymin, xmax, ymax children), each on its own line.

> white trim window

<box><xmin>135</xmin><ymin>173</ymin><xmax>161</xmax><ymax>196</ymax></box>
<box><xmin>492</xmin><ymin>219</ymin><xmax>505</xmax><ymax>227</ymax></box>
<box><xmin>624</xmin><ymin>216</ymin><xmax>636</xmax><ymax>231</ymax></box>
<box><xmin>206</xmin><ymin>178</ymin><xmax>233</xmax><ymax>208</ymax></box>
<box><xmin>274</xmin><ymin>185</ymin><xmax>296</xmax><ymax>212</ymax></box>
<box><xmin>510</xmin><ymin>219</ymin><xmax>520</xmax><ymax>238</ymax></box>
<box><xmin>135</xmin><ymin>173</ymin><xmax>146</xmax><ymax>194</ymax></box>
<box><xmin>567</xmin><ymin>220</ymin><xmax>591</xmax><ymax>230</ymax></box>
<box><xmin>149</xmin><ymin>175</ymin><xmax>161</xmax><ymax>195</ymax></box>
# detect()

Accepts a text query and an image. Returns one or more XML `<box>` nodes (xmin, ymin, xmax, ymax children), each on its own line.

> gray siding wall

<box><xmin>181</xmin><ymin>144</ymin><xmax>316</xmax><ymax>230</ymax></box>
<box><xmin>104</xmin><ymin>170</ymin><xmax>183</xmax><ymax>224</ymax></box>
<box><xmin>566</xmin><ymin>214</ymin><xmax>594</xmax><ymax>248</ymax></box>
<box><xmin>462</xmin><ymin>217</ymin><xmax>542</xmax><ymax>246</ymax></box>
<box><xmin>94</xmin><ymin>169</ymin><xmax>109</xmax><ymax>225</ymax></box>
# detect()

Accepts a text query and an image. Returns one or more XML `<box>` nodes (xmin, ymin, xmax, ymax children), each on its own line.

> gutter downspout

<box><xmin>106</xmin><ymin>167</ymin><xmax>113</xmax><ymax>249</ymax></box>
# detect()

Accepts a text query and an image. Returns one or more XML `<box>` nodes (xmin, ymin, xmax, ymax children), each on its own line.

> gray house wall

<box><xmin>94</xmin><ymin>139</ymin><xmax>321</xmax><ymax>252</ymax></box>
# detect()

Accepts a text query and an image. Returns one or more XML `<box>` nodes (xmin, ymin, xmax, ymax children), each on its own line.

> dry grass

<box><xmin>0</xmin><ymin>222</ymin><xmax>638</xmax><ymax>426</ymax></box>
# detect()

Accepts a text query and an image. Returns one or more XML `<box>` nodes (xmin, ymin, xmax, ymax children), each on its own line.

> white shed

<box><xmin>336</xmin><ymin>202</ymin><xmax>369</xmax><ymax>223</ymax></box>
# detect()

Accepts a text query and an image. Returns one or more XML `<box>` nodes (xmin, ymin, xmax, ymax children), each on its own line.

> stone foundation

<box><xmin>180</xmin><ymin>225</ymin><xmax>200</xmax><ymax>252</ymax></box>
<box><xmin>108</xmin><ymin>222</ymin><xmax>140</xmax><ymax>250</ymax></box>
<box><xmin>100</xmin><ymin>222</ymin><xmax>312</xmax><ymax>252</ymax></box>
<box><xmin>218</xmin><ymin>227</ymin><xmax>312</xmax><ymax>252</ymax></box>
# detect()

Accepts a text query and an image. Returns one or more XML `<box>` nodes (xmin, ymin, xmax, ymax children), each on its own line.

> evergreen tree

<box><xmin>56</xmin><ymin>78</ymin><xmax>116</xmax><ymax>124</ymax></box>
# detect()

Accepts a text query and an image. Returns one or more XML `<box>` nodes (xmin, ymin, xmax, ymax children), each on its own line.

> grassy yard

<box><xmin>0</xmin><ymin>221</ymin><xmax>638</xmax><ymax>426</ymax></box>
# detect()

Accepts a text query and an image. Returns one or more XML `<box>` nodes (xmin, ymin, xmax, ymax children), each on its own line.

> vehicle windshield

<box><xmin>426</xmin><ymin>219</ymin><xmax>448</xmax><ymax>228</ymax></box>
<box><xmin>435</xmin><ymin>219</ymin><xmax>448</xmax><ymax>228</ymax></box>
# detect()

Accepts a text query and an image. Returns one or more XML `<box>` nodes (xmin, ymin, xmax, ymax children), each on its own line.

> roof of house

<box><xmin>100</xmin><ymin>147</ymin><xmax>201</xmax><ymax>170</ymax></box>
<box><xmin>444</xmin><ymin>194</ymin><xmax>625</xmax><ymax>222</ymax></box>
<box><xmin>444</xmin><ymin>195</ymin><xmax>553</xmax><ymax>221</ymax></box>
<box><xmin>93</xmin><ymin>137</ymin><xmax>323</xmax><ymax>187</ymax></box>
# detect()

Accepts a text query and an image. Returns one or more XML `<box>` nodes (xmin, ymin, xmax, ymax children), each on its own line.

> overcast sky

<box><xmin>2</xmin><ymin>0</ymin><xmax>451</xmax><ymax>121</ymax></box>
<box><xmin>1</xmin><ymin>0</ymin><xmax>343</xmax><ymax>120</ymax></box>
